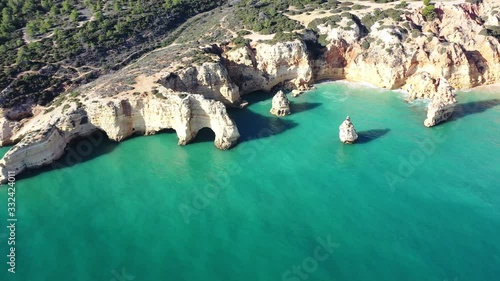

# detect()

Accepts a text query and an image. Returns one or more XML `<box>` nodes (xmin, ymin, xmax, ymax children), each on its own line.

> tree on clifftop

<box><xmin>422</xmin><ymin>0</ymin><xmax>437</xmax><ymax>21</ymax></box>
<box><xmin>164</xmin><ymin>0</ymin><xmax>183</xmax><ymax>9</ymax></box>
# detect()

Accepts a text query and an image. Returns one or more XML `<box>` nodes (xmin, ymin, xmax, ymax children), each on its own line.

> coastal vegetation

<box><xmin>421</xmin><ymin>0</ymin><xmax>437</xmax><ymax>21</ymax></box>
<box><xmin>0</xmin><ymin>0</ymin><xmax>225</xmax><ymax>108</ymax></box>
<box><xmin>0</xmin><ymin>0</ymin><xmax>421</xmax><ymax>109</ymax></box>
<box><xmin>361</xmin><ymin>8</ymin><xmax>405</xmax><ymax>27</ymax></box>
<box><xmin>0</xmin><ymin>0</ymin><xmax>494</xmax><ymax>110</ymax></box>
<box><xmin>480</xmin><ymin>26</ymin><xmax>500</xmax><ymax>39</ymax></box>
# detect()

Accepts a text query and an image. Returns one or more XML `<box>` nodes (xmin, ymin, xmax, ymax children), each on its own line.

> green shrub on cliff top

<box><xmin>362</xmin><ymin>40</ymin><xmax>370</xmax><ymax>49</ymax></box>
<box><xmin>0</xmin><ymin>0</ymin><xmax>227</xmax><ymax>108</ymax></box>
<box><xmin>480</xmin><ymin>26</ymin><xmax>500</xmax><ymax>39</ymax></box>
<box><xmin>361</xmin><ymin>8</ymin><xmax>404</xmax><ymax>28</ymax></box>
<box><xmin>422</xmin><ymin>5</ymin><xmax>437</xmax><ymax>21</ymax></box>
<box><xmin>271</xmin><ymin>31</ymin><xmax>302</xmax><ymax>44</ymax></box>
<box><xmin>422</xmin><ymin>0</ymin><xmax>437</xmax><ymax>21</ymax></box>
<box><xmin>232</xmin><ymin>36</ymin><xmax>251</xmax><ymax>48</ymax></box>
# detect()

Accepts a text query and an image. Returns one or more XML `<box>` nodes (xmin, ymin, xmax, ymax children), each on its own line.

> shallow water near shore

<box><xmin>0</xmin><ymin>82</ymin><xmax>499</xmax><ymax>281</ymax></box>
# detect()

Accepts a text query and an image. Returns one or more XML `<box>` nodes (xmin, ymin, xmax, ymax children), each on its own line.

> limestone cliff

<box><xmin>159</xmin><ymin>62</ymin><xmax>243</xmax><ymax>106</ymax></box>
<box><xmin>0</xmin><ymin>1</ymin><xmax>499</xmax><ymax>182</ymax></box>
<box><xmin>0</xmin><ymin>90</ymin><xmax>239</xmax><ymax>182</ymax></box>
<box><xmin>113</xmin><ymin>2</ymin><xmax>500</xmax><ymax>105</ymax></box>
<box><xmin>224</xmin><ymin>40</ymin><xmax>313</xmax><ymax>94</ymax></box>
<box><xmin>312</xmin><ymin>1</ymin><xmax>500</xmax><ymax>96</ymax></box>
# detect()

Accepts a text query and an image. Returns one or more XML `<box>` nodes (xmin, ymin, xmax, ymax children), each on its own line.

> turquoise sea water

<box><xmin>0</xmin><ymin>82</ymin><xmax>499</xmax><ymax>281</ymax></box>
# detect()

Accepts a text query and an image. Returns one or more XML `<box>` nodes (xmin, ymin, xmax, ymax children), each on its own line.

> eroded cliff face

<box><xmin>159</xmin><ymin>62</ymin><xmax>243</xmax><ymax>106</ymax></box>
<box><xmin>224</xmin><ymin>40</ymin><xmax>313</xmax><ymax>94</ymax></box>
<box><xmin>0</xmin><ymin>90</ymin><xmax>239</xmax><ymax>182</ymax></box>
<box><xmin>134</xmin><ymin>2</ymin><xmax>500</xmax><ymax>104</ymax></box>
<box><xmin>0</xmin><ymin>1</ymin><xmax>498</xmax><ymax>182</ymax></box>
<box><xmin>313</xmin><ymin>40</ymin><xmax>349</xmax><ymax>81</ymax></box>
<box><xmin>312</xmin><ymin>2</ymin><xmax>500</xmax><ymax>96</ymax></box>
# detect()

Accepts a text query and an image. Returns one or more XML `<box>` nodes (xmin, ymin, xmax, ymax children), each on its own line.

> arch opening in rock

<box><xmin>191</xmin><ymin>127</ymin><xmax>216</xmax><ymax>144</ymax></box>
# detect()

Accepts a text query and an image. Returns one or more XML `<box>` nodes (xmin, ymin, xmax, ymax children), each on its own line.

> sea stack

<box><xmin>270</xmin><ymin>90</ymin><xmax>291</xmax><ymax>116</ymax></box>
<box><xmin>424</xmin><ymin>79</ymin><xmax>457</xmax><ymax>127</ymax></box>
<box><xmin>339</xmin><ymin>116</ymin><xmax>358</xmax><ymax>144</ymax></box>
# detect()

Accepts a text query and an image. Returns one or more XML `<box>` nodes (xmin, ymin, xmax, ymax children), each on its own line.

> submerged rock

<box><xmin>270</xmin><ymin>90</ymin><xmax>291</xmax><ymax>116</ymax></box>
<box><xmin>424</xmin><ymin>79</ymin><xmax>457</xmax><ymax>127</ymax></box>
<box><xmin>339</xmin><ymin>116</ymin><xmax>358</xmax><ymax>144</ymax></box>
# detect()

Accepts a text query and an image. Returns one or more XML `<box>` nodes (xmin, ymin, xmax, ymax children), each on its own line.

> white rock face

<box><xmin>224</xmin><ymin>40</ymin><xmax>313</xmax><ymax>94</ymax></box>
<box><xmin>160</xmin><ymin>62</ymin><xmax>242</xmax><ymax>106</ymax></box>
<box><xmin>424</xmin><ymin>79</ymin><xmax>457</xmax><ymax>127</ymax></box>
<box><xmin>0</xmin><ymin>91</ymin><xmax>240</xmax><ymax>183</ymax></box>
<box><xmin>0</xmin><ymin>116</ymin><xmax>18</xmax><ymax>146</ymax></box>
<box><xmin>339</xmin><ymin>116</ymin><xmax>358</xmax><ymax>144</ymax></box>
<box><xmin>403</xmin><ymin>72</ymin><xmax>438</xmax><ymax>100</ymax></box>
<box><xmin>317</xmin><ymin>20</ymin><xmax>361</xmax><ymax>45</ymax></box>
<box><xmin>270</xmin><ymin>90</ymin><xmax>291</xmax><ymax>117</ymax></box>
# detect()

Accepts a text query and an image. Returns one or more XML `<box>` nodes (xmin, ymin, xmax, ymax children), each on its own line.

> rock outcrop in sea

<box><xmin>424</xmin><ymin>79</ymin><xmax>457</xmax><ymax>127</ymax></box>
<box><xmin>339</xmin><ymin>116</ymin><xmax>358</xmax><ymax>144</ymax></box>
<box><xmin>270</xmin><ymin>90</ymin><xmax>291</xmax><ymax>116</ymax></box>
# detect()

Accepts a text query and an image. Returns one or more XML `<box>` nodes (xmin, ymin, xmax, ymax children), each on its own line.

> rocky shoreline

<box><xmin>1</xmin><ymin>1</ymin><xmax>499</xmax><ymax>182</ymax></box>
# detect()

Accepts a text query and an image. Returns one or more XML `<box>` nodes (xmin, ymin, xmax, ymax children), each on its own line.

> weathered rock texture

<box><xmin>1</xmin><ymin>1</ymin><xmax>499</xmax><ymax>182</ymax></box>
<box><xmin>224</xmin><ymin>40</ymin><xmax>313</xmax><ymax>94</ymax></box>
<box><xmin>0</xmin><ymin>90</ymin><xmax>239</xmax><ymax>182</ymax></box>
<box><xmin>270</xmin><ymin>91</ymin><xmax>291</xmax><ymax>116</ymax></box>
<box><xmin>339</xmin><ymin>116</ymin><xmax>358</xmax><ymax>144</ymax></box>
<box><xmin>424</xmin><ymin>79</ymin><xmax>457</xmax><ymax>127</ymax></box>
<box><xmin>159</xmin><ymin>62</ymin><xmax>243</xmax><ymax>106</ymax></box>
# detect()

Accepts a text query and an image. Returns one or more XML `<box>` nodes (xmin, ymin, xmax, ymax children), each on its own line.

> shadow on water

<box><xmin>241</xmin><ymin>91</ymin><xmax>274</xmax><ymax>104</ymax></box>
<box><xmin>290</xmin><ymin>102</ymin><xmax>322</xmax><ymax>114</ymax></box>
<box><xmin>449</xmin><ymin>99</ymin><xmax>500</xmax><ymax>122</ymax></box>
<box><xmin>356</xmin><ymin>129</ymin><xmax>391</xmax><ymax>144</ymax></box>
<box><xmin>190</xmin><ymin>127</ymin><xmax>216</xmax><ymax>144</ymax></box>
<box><xmin>229</xmin><ymin>109</ymin><xmax>299</xmax><ymax>143</ymax></box>
<box><xmin>229</xmin><ymin>92</ymin><xmax>323</xmax><ymax>143</ymax></box>
<box><xmin>17</xmin><ymin>131</ymin><xmax>118</xmax><ymax>182</ymax></box>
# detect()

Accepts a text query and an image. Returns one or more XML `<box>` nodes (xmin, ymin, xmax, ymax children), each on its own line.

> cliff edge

<box><xmin>1</xmin><ymin>1</ymin><xmax>499</xmax><ymax>182</ymax></box>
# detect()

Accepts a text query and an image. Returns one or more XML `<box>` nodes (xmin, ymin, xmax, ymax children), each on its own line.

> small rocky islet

<box><xmin>270</xmin><ymin>90</ymin><xmax>291</xmax><ymax>117</ymax></box>
<box><xmin>1</xmin><ymin>1</ymin><xmax>499</xmax><ymax>182</ymax></box>
<box><xmin>339</xmin><ymin>116</ymin><xmax>358</xmax><ymax>144</ymax></box>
